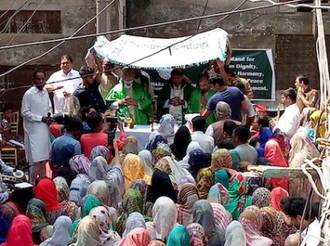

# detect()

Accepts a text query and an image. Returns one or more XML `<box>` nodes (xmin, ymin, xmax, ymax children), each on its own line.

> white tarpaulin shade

<box><xmin>92</xmin><ymin>28</ymin><xmax>229</xmax><ymax>69</ymax></box>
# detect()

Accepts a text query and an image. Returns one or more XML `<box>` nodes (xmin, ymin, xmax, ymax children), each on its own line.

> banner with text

<box><xmin>229</xmin><ymin>49</ymin><xmax>275</xmax><ymax>101</ymax></box>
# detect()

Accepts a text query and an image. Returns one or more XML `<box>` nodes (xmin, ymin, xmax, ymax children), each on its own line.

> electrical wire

<box><xmin>0</xmin><ymin>0</ymin><xmax>18</xmax><ymax>20</ymax></box>
<box><xmin>196</xmin><ymin>0</ymin><xmax>209</xmax><ymax>32</ymax></box>
<box><xmin>0</xmin><ymin>0</ymin><xmax>45</xmax><ymax>55</ymax></box>
<box><xmin>0</xmin><ymin>0</ymin><xmax>117</xmax><ymax>79</ymax></box>
<box><xmin>0</xmin><ymin>0</ymin><xmax>307</xmax><ymax>51</ymax></box>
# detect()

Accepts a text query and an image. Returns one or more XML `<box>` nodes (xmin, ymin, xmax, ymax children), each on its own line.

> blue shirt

<box><xmin>51</xmin><ymin>133</ymin><xmax>82</xmax><ymax>167</ymax></box>
<box><xmin>207</xmin><ymin>87</ymin><xmax>245</xmax><ymax>121</ymax></box>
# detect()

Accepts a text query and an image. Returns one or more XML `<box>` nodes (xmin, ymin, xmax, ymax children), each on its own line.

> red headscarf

<box><xmin>270</xmin><ymin>187</ymin><xmax>289</xmax><ymax>211</ymax></box>
<box><xmin>0</xmin><ymin>215</ymin><xmax>37</xmax><ymax>246</ymax></box>
<box><xmin>35</xmin><ymin>178</ymin><xmax>63</xmax><ymax>211</ymax></box>
<box><xmin>119</xmin><ymin>228</ymin><xmax>151</xmax><ymax>246</ymax></box>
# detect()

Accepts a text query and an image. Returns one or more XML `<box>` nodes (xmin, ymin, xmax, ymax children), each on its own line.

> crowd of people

<box><xmin>0</xmin><ymin>51</ymin><xmax>325</xmax><ymax>246</ymax></box>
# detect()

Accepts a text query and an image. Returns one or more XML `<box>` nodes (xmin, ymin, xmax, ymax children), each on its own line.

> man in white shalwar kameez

<box><xmin>21</xmin><ymin>71</ymin><xmax>52</xmax><ymax>184</ymax></box>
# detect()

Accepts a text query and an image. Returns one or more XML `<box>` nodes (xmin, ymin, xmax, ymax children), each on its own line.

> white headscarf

<box><xmin>157</xmin><ymin>114</ymin><xmax>176</xmax><ymax>144</ymax></box>
<box><xmin>224</xmin><ymin>221</ymin><xmax>247</xmax><ymax>246</ymax></box>
<box><xmin>179</xmin><ymin>141</ymin><xmax>201</xmax><ymax>169</ymax></box>
<box><xmin>40</xmin><ymin>216</ymin><xmax>72</xmax><ymax>246</ymax></box>
<box><xmin>138</xmin><ymin>150</ymin><xmax>154</xmax><ymax>176</ymax></box>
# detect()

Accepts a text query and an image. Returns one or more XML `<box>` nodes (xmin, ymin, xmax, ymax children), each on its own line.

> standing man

<box><xmin>157</xmin><ymin>69</ymin><xmax>194</xmax><ymax>124</ymax></box>
<box><xmin>73</xmin><ymin>65</ymin><xmax>106</xmax><ymax>113</ymax></box>
<box><xmin>46</xmin><ymin>54</ymin><xmax>82</xmax><ymax>113</ymax></box>
<box><xmin>21</xmin><ymin>71</ymin><xmax>52</xmax><ymax>184</ymax></box>
<box><xmin>187</xmin><ymin>74</ymin><xmax>216</xmax><ymax>125</ymax></box>
<box><xmin>105</xmin><ymin>67</ymin><xmax>152</xmax><ymax>125</ymax></box>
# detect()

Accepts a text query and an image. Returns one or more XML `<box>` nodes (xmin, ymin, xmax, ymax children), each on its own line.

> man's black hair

<box><xmin>297</xmin><ymin>75</ymin><xmax>309</xmax><ymax>85</ymax></box>
<box><xmin>282</xmin><ymin>88</ymin><xmax>297</xmax><ymax>103</ymax></box>
<box><xmin>64</xmin><ymin>117</ymin><xmax>83</xmax><ymax>132</ymax></box>
<box><xmin>281</xmin><ymin>197</ymin><xmax>308</xmax><ymax>219</ymax></box>
<box><xmin>80</xmin><ymin>106</ymin><xmax>93</xmax><ymax>121</ymax></box>
<box><xmin>249</xmin><ymin>138</ymin><xmax>259</xmax><ymax>148</ymax></box>
<box><xmin>2</xmin><ymin>104</ymin><xmax>13</xmax><ymax>113</ymax></box>
<box><xmin>33</xmin><ymin>70</ymin><xmax>45</xmax><ymax>79</ymax></box>
<box><xmin>86</xmin><ymin>111</ymin><xmax>103</xmax><ymax>130</ymax></box>
<box><xmin>209</xmin><ymin>76</ymin><xmax>225</xmax><ymax>87</ymax></box>
<box><xmin>199</xmin><ymin>73</ymin><xmax>209</xmax><ymax>81</ymax></box>
<box><xmin>223</xmin><ymin>121</ymin><xmax>237</xmax><ymax>136</ymax></box>
<box><xmin>192</xmin><ymin>116</ymin><xmax>206</xmax><ymax>132</ymax></box>
<box><xmin>234</xmin><ymin>126</ymin><xmax>250</xmax><ymax>143</ymax></box>
<box><xmin>224</xmin><ymin>65</ymin><xmax>235</xmax><ymax>77</ymax></box>
<box><xmin>170</xmin><ymin>69</ymin><xmax>183</xmax><ymax>77</ymax></box>
<box><xmin>218</xmin><ymin>140</ymin><xmax>235</xmax><ymax>150</ymax></box>
<box><xmin>79</xmin><ymin>65</ymin><xmax>94</xmax><ymax>77</ymax></box>
<box><xmin>61</xmin><ymin>54</ymin><xmax>73</xmax><ymax>63</ymax></box>
<box><xmin>258</xmin><ymin>116</ymin><xmax>270</xmax><ymax>128</ymax></box>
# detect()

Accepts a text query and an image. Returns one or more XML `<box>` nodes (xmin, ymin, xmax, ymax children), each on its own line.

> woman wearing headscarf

<box><xmin>260</xmin><ymin>206</ymin><xmax>297</xmax><ymax>246</ymax></box>
<box><xmin>170</xmin><ymin>126</ymin><xmax>191</xmax><ymax>161</ymax></box>
<box><xmin>178</xmin><ymin>175</ymin><xmax>196</xmax><ymax>190</ymax></box>
<box><xmin>122</xmin><ymin>153</ymin><xmax>151</xmax><ymax>191</ymax></box>
<box><xmin>188</xmin><ymin>149</ymin><xmax>209</xmax><ymax>179</ymax></box>
<box><xmin>192</xmin><ymin>200</ymin><xmax>224</xmax><ymax>246</ymax></box>
<box><xmin>166</xmin><ymin>225</ymin><xmax>190</xmax><ymax>246</ymax></box>
<box><xmin>69</xmin><ymin>215</ymin><xmax>102</xmax><ymax>246</ymax></box>
<box><xmin>0</xmin><ymin>202</ymin><xmax>19</xmax><ymax>243</ymax></box>
<box><xmin>238</xmin><ymin>206</ymin><xmax>273</xmax><ymax>246</ymax></box>
<box><xmin>187</xmin><ymin>223</ymin><xmax>208</xmax><ymax>246</ymax></box>
<box><xmin>146</xmin><ymin>196</ymin><xmax>177</xmax><ymax>241</ymax></box>
<box><xmin>26</xmin><ymin>199</ymin><xmax>50</xmax><ymax>244</ymax></box>
<box><xmin>90</xmin><ymin>145</ymin><xmax>110</xmax><ymax>162</ymax></box>
<box><xmin>122</xmin><ymin>212</ymin><xmax>146</xmax><ymax>237</ymax></box>
<box><xmin>34</xmin><ymin>178</ymin><xmax>67</xmax><ymax>224</ymax></box>
<box><xmin>130</xmin><ymin>179</ymin><xmax>148</xmax><ymax>198</ymax></box>
<box><xmin>120</xmin><ymin>136</ymin><xmax>138</xmax><ymax>164</ymax></box>
<box><xmin>89</xmin><ymin>206</ymin><xmax>121</xmax><ymax>246</ymax></box>
<box><xmin>251</xmin><ymin>187</ymin><xmax>271</xmax><ymax>208</ymax></box>
<box><xmin>289</xmin><ymin>132</ymin><xmax>320</xmax><ymax>197</ymax></box>
<box><xmin>87</xmin><ymin>180</ymin><xmax>111</xmax><ymax>207</ymax></box>
<box><xmin>207</xmin><ymin>183</ymin><xmax>229</xmax><ymax>205</ymax></box>
<box><xmin>210</xmin><ymin>203</ymin><xmax>231</xmax><ymax>232</ymax></box>
<box><xmin>138</xmin><ymin>150</ymin><xmax>154</xmax><ymax>176</ymax></box>
<box><xmin>155</xmin><ymin>114</ymin><xmax>176</xmax><ymax>145</ymax></box>
<box><xmin>119</xmin><ymin>228</ymin><xmax>150</xmax><ymax>246</ymax></box>
<box><xmin>69</xmin><ymin>154</ymin><xmax>91</xmax><ymax>204</ymax></box>
<box><xmin>53</xmin><ymin>177</ymin><xmax>78</xmax><ymax>221</ymax></box>
<box><xmin>0</xmin><ymin>215</ymin><xmax>37</xmax><ymax>246</ymax></box>
<box><xmin>70</xmin><ymin>195</ymin><xmax>101</xmax><ymax>238</ymax></box>
<box><xmin>224</xmin><ymin>173</ymin><xmax>252</xmax><ymax>220</ymax></box>
<box><xmin>116</xmin><ymin>188</ymin><xmax>144</xmax><ymax>236</ymax></box>
<box><xmin>153</xmin><ymin>143</ymin><xmax>172</xmax><ymax>163</ymax></box>
<box><xmin>155</xmin><ymin>156</ymin><xmax>192</xmax><ymax>190</ymax></box>
<box><xmin>179</xmin><ymin>141</ymin><xmax>202</xmax><ymax>169</ymax></box>
<box><xmin>264</xmin><ymin>138</ymin><xmax>289</xmax><ymax>191</ymax></box>
<box><xmin>176</xmin><ymin>183</ymin><xmax>199</xmax><ymax>226</ymax></box>
<box><xmin>196</xmin><ymin>149</ymin><xmax>233</xmax><ymax>199</ymax></box>
<box><xmin>40</xmin><ymin>216</ymin><xmax>72</xmax><ymax>246</ymax></box>
<box><xmin>146</xmin><ymin>132</ymin><xmax>168</xmax><ymax>153</ymax></box>
<box><xmin>270</xmin><ymin>187</ymin><xmax>289</xmax><ymax>211</ymax></box>
<box><xmin>224</xmin><ymin>221</ymin><xmax>246</xmax><ymax>246</ymax></box>
<box><xmin>148</xmin><ymin>240</ymin><xmax>166</xmax><ymax>246</ymax></box>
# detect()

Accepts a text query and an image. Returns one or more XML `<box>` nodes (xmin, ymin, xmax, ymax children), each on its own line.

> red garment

<box><xmin>270</xmin><ymin>187</ymin><xmax>289</xmax><ymax>211</ymax></box>
<box><xmin>34</xmin><ymin>178</ymin><xmax>63</xmax><ymax>211</ymax></box>
<box><xmin>80</xmin><ymin>132</ymin><xmax>108</xmax><ymax>159</ymax></box>
<box><xmin>49</xmin><ymin>124</ymin><xmax>63</xmax><ymax>138</ymax></box>
<box><xmin>264</xmin><ymin>139</ymin><xmax>289</xmax><ymax>192</ymax></box>
<box><xmin>0</xmin><ymin>215</ymin><xmax>37</xmax><ymax>246</ymax></box>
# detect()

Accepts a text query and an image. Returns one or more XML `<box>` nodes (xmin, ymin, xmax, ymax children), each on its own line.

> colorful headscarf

<box><xmin>89</xmin><ymin>156</ymin><xmax>111</xmax><ymax>182</ymax></box>
<box><xmin>224</xmin><ymin>173</ymin><xmax>252</xmax><ymax>220</ymax></box>
<box><xmin>130</xmin><ymin>179</ymin><xmax>148</xmax><ymax>197</ymax></box>
<box><xmin>72</xmin><ymin>215</ymin><xmax>102</xmax><ymax>246</ymax></box>
<box><xmin>0</xmin><ymin>202</ymin><xmax>20</xmax><ymax>243</ymax></box>
<box><xmin>147</xmin><ymin>134</ymin><xmax>168</xmax><ymax>153</ymax></box>
<box><xmin>210</xmin><ymin>202</ymin><xmax>230</xmax><ymax>232</ymax></box>
<box><xmin>138</xmin><ymin>150</ymin><xmax>154</xmax><ymax>176</ymax></box>
<box><xmin>123</xmin><ymin>189</ymin><xmax>144</xmax><ymax>216</ymax></box>
<box><xmin>90</xmin><ymin>145</ymin><xmax>110</xmax><ymax>162</ymax></box>
<box><xmin>40</xmin><ymin>216</ymin><xmax>72</xmax><ymax>246</ymax></box>
<box><xmin>123</xmin><ymin>212</ymin><xmax>146</xmax><ymax>237</ymax></box>
<box><xmin>166</xmin><ymin>225</ymin><xmax>190</xmax><ymax>246</ymax></box>
<box><xmin>224</xmin><ymin>221</ymin><xmax>246</xmax><ymax>246</ymax></box>
<box><xmin>87</xmin><ymin>181</ymin><xmax>111</xmax><ymax>207</ymax></box>
<box><xmin>207</xmin><ymin>183</ymin><xmax>229</xmax><ymax>205</ymax></box>
<box><xmin>176</xmin><ymin>183</ymin><xmax>199</xmax><ymax>226</ymax></box>
<box><xmin>270</xmin><ymin>187</ymin><xmax>289</xmax><ymax>211</ymax></box>
<box><xmin>252</xmin><ymin>188</ymin><xmax>271</xmax><ymax>208</ymax></box>
<box><xmin>214</xmin><ymin>169</ymin><xmax>230</xmax><ymax>189</ymax></box>
<box><xmin>146</xmin><ymin>196</ymin><xmax>177</xmax><ymax>241</ymax></box>
<box><xmin>26</xmin><ymin>198</ymin><xmax>49</xmax><ymax>233</ymax></box>
<box><xmin>211</xmin><ymin>149</ymin><xmax>233</xmax><ymax>171</ymax></box>
<box><xmin>239</xmin><ymin>206</ymin><xmax>273</xmax><ymax>246</ymax></box>
<box><xmin>148</xmin><ymin>240</ymin><xmax>166</xmax><ymax>246</ymax></box>
<box><xmin>178</xmin><ymin>175</ymin><xmax>196</xmax><ymax>191</ymax></box>
<box><xmin>196</xmin><ymin>168</ymin><xmax>214</xmax><ymax>199</ymax></box>
<box><xmin>189</xmin><ymin>149</ymin><xmax>209</xmax><ymax>178</ymax></box>
<box><xmin>69</xmin><ymin>154</ymin><xmax>90</xmax><ymax>175</ymax></box>
<box><xmin>123</xmin><ymin>136</ymin><xmax>138</xmax><ymax>155</ymax></box>
<box><xmin>1</xmin><ymin>215</ymin><xmax>37</xmax><ymax>246</ymax></box>
<box><xmin>192</xmin><ymin>200</ymin><xmax>224</xmax><ymax>246</ymax></box>
<box><xmin>89</xmin><ymin>206</ymin><xmax>121</xmax><ymax>245</ymax></box>
<box><xmin>35</xmin><ymin>178</ymin><xmax>63</xmax><ymax>211</ymax></box>
<box><xmin>53</xmin><ymin>176</ymin><xmax>70</xmax><ymax>203</ymax></box>
<box><xmin>154</xmin><ymin>157</ymin><xmax>172</xmax><ymax>175</ymax></box>
<box><xmin>157</xmin><ymin>114</ymin><xmax>175</xmax><ymax>141</ymax></box>
<box><xmin>147</xmin><ymin>170</ymin><xmax>177</xmax><ymax>203</ymax></box>
<box><xmin>119</xmin><ymin>228</ymin><xmax>150</xmax><ymax>246</ymax></box>
<box><xmin>153</xmin><ymin>143</ymin><xmax>172</xmax><ymax>163</ymax></box>
<box><xmin>187</xmin><ymin>223</ymin><xmax>208</xmax><ymax>246</ymax></box>
<box><xmin>122</xmin><ymin>153</ymin><xmax>148</xmax><ymax>191</ymax></box>
<box><xmin>179</xmin><ymin>141</ymin><xmax>201</xmax><ymax>169</ymax></box>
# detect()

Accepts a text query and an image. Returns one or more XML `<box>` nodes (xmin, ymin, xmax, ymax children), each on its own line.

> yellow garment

<box><xmin>122</xmin><ymin>153</ymin><xmax>150</xmax><ymax>191</ymax></box>
<box><xmin>310</xmin><ymin>110</ymin><xmax>327</xmax><ymax>138</ymax></box>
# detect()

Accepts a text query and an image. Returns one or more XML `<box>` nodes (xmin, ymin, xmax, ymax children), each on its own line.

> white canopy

<box><xmin>91</xmin><ymin>28</ymin><xmax>229</xmax><ymax>69</ymax></box>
